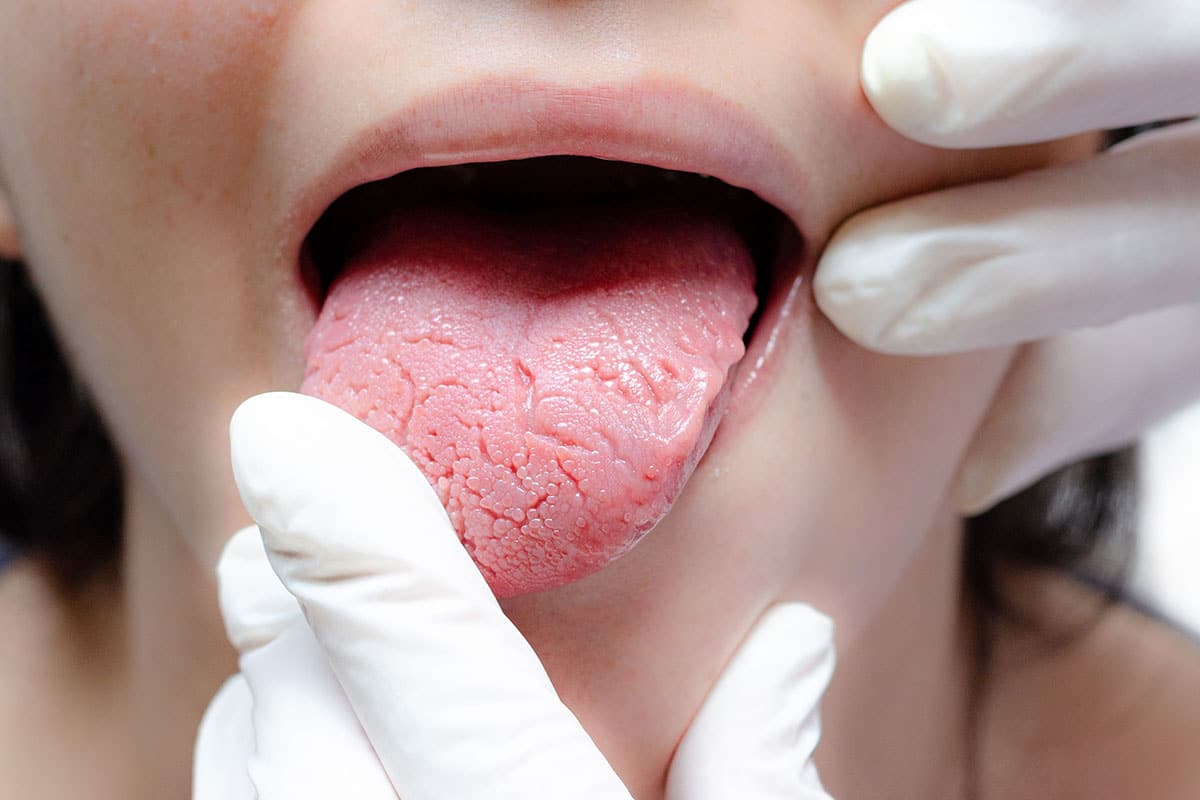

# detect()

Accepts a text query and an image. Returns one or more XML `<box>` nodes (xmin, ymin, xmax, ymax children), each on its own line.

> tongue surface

<box><xmin>302</xmin><ymin>199</ymin><xmax>757</xmax><ymax>597</ymax></box>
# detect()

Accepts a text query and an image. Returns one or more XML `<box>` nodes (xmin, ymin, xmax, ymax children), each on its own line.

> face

<box><xmin>0</xmin><ymin>2</ymin><xmax>1091</xmax><ymax>794</ymax></box>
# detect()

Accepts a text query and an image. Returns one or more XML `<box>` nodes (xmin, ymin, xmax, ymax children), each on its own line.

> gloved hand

<box><xmin>193</xmin><ymin>392</ymin><xmax>837</xmax><ymax>800</ymax></box>
<box><xmin>814</xmin><ymin>0</ymin><xmax>1200</xmax><ymax>512</ymax></box>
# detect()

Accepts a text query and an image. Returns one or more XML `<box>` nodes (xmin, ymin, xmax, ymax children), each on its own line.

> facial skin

<box><xmin>0</xmin><ymin>3</ymin><xmax>1095</xmax><ymax>798</ymax></box>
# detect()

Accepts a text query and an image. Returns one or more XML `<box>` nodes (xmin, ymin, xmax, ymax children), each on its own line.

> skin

<box><xmin>1</xmin><ymin>2</ymin><xmax>1198</xmax><ymax>799</ymax></box>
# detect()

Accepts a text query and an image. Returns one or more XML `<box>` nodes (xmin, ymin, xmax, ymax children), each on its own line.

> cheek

<box><xmin>0</xmin><ymin>2</ymin><xmax>293</xmax><ymax>214</ymax></box>
<box><xmin>0</xmin><ymin>2</ymin><xmax>307</xmax><ymax>559</ymax></box>
<box><xmin>0</xmin><ymin>2</ymin><xmax>297</xmax><ymax>320</ymax></box>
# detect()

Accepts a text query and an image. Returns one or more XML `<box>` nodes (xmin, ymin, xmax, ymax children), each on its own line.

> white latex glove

<box><xmin>194</xmin><ymin>392</ymin><xmax>837</xmax><ymax>800</ymax></box>
<box><xmin>814</xmin><ymin>0</ymin><xmax>1200</xmax><ymax>512</ymax></box>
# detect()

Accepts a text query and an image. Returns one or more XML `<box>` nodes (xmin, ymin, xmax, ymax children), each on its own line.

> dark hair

<box><xmin>0</xmin><ymin>258</ymin><xmax>123</xmax><ymax>590</ymax></box>
<box><xmin>966</xmin><ymin>452</ymin><xmax>1136</xmax><ymax>628</ymax></box>
<box><xmin>961</xmin><ymin>451</ymin><xmax>1136</xmax><ymax>799</ymax></box>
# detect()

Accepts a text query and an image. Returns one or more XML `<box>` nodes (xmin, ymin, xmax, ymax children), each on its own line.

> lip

<box><xmin>280</xmin><ymin>77</ymin><xmax>811</xmax><ymax>273</ymax></box>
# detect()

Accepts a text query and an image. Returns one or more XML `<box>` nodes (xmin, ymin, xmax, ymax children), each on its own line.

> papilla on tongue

<box><xmin>302</xmin><ymin>198</ymin><xmax>757</xmax><ymax>598</ymax></box>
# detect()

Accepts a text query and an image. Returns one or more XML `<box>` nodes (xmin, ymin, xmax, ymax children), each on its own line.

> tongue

<box><xmin>301</xmin><ymin>198</ymin><xmax>757</xmax><ymax>597</ymax></box>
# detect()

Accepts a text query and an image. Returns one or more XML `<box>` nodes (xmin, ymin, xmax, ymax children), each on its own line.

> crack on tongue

<box><xmin>301</xmin><ymin>199</ymin><xmax>757</xmax><ymax>597</ymax></box>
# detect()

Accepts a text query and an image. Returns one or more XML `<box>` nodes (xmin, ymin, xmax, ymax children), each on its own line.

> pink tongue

<box><xmin>301</xmin><ymin>200</ymin><xmax>756</xmax><ymax>597</ymax></box>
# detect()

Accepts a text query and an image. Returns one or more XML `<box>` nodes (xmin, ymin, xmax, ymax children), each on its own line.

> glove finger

<box><xmin>955</xmin><ymin>301</ymin><xmax>1200</xmax><ymax>513</ymax></box>
<box><xmin>193</xmin><ymin>675</ymin><xmax>256</xmax><ymax>800</ymax></box>
<box><xmin>862</xmin><ymin>0</ymin><xmax>1200</xmax><ymax>147</ymax></box>
<box><xmin>816</xmin><ymin>121</ymin><xmax>1200</xmax><ymax>354</ymax></box>
<box><xmin>217</xmin><ymin>525</ymin><xmax>303</xmax><ymax>654</ymax></box>
<box><xmin>230</xmin><ymin>392</ymin><xmax>633</xmax><ymax>800</ymax></box>
<box><xmin>240</xmin><ymin>620</ymin><xmax>398</xmax><ymax>799</ymax></box>
<box><xmin>666</xmin><ymin>604</ymin><xmax>836</xmax><ymax>800</ymax></box>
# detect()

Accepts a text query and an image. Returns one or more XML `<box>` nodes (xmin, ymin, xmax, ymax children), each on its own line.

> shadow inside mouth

<box><xmin>300</xmin><ymin>155</ymin><xmax>797</xmax><ymax>348</ymax></box>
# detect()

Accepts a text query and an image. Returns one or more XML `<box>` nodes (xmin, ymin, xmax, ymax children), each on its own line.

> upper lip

<box><xmin>282</xmin><ymin>76</ymin><xmax>809</xmax><ymax>267</ymax></box>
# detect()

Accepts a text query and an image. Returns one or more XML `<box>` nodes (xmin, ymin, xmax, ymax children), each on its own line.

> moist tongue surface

<box><xmin>301</xmin><ymin>198</ymin><xmax>757</xmax><ymax>597</ymax></box>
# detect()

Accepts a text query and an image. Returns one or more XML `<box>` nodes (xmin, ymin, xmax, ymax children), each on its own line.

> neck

<box><xmin>817</xmin><ymin>504</ymin><xmax>976</xmax><ymax>798</ymax></box>
<box><xmin>121</xmin><ymin>477</ymin><xmax>236</xmax><ymax>799</ymax></box>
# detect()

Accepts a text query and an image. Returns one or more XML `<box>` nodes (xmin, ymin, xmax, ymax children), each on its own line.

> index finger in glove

<box><xmin>230</xmin><ymin>392</ymin><xmax>633</xmax><ymax>800</ymax></box>
<box><xmin>815</xmin><ymin>122</ymin><xmax>1200</xmax><ymax>354</ymax></box>
<box><xmin>863</xmin><ymin>0</ymin><xmax>1200</xmax><ymax>147</ymax></box>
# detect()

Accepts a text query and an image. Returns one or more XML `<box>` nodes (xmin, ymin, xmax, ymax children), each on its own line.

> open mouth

<box><xmin>301</xmin><ymin>156</ymin><xmax>793</xmax><ymax>335</ymax></box>
<box><xmin>296</xmin><ymin>156</ymin><xmax>801</xmax><ymax>597</ymax></box>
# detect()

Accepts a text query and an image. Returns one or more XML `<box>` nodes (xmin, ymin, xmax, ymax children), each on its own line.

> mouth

<box><xmin>285</xmin><ymin>82</ymin><xmax>808</xmax><ymax>599</ymax></box>
<box><xmin>300</xmin><ymin>156</ymin><xmax>795</xmax><ymax>347</ymax></box>
<box><xmin>296</xmin><ymin>156</ymin><xmax>803</xmax><ymax>597</ymax></box>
